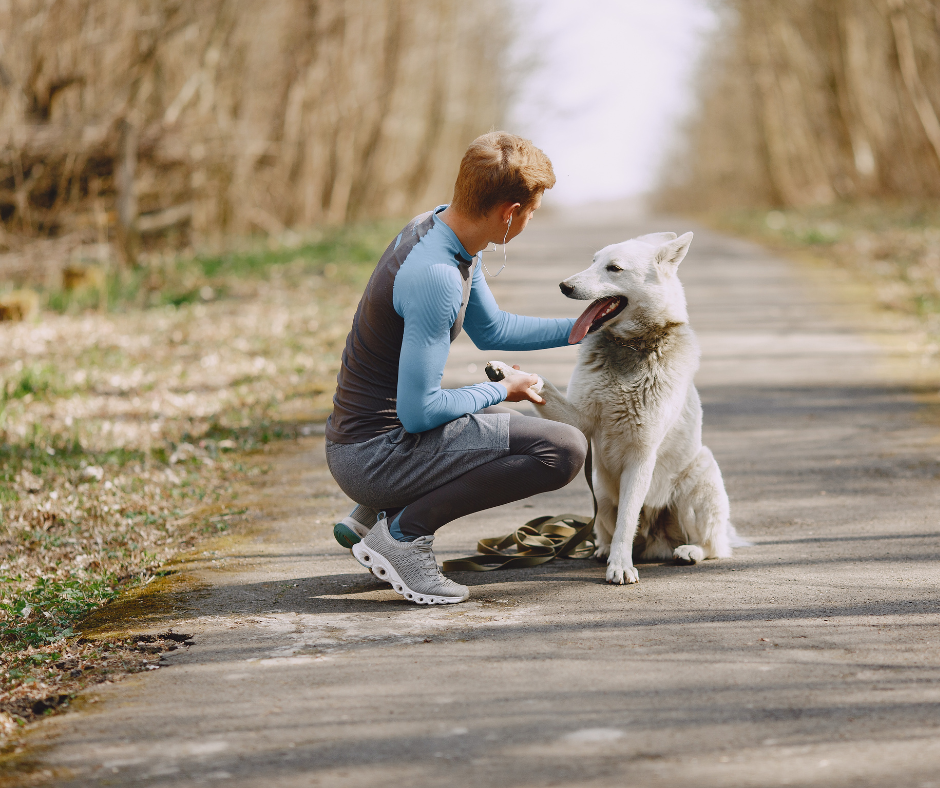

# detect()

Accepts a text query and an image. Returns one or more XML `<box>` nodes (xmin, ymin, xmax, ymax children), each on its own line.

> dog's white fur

<box><xmin>494</xmin><ymin>231</ymin><xmax>738</xmax><ymax>584</ymax></box>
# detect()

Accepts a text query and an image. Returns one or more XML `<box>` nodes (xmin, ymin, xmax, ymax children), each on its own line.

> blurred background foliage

<box><xmin>657</xmin><ymin>0</ymin><xmax>940</xmax><ymax>338</ymax></box>
<box><xmin>0</xmin><ymin>0</ymin><xmax>509</xmax><ymax>282</ymax></box>
<box><xmin>658</xmin><ymin>0</ymin><xmax>940</xmax><ymax>210</ymax></box>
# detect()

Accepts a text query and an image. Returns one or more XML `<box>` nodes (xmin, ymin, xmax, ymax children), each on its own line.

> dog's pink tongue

<box><xmin>569</xmin><ymin>298</ymin><xmax>617</xmax><ymax>344</ymax></box>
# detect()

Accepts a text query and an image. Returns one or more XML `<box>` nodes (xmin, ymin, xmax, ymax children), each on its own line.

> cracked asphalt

<box><xmin>20</xmin><ymin>206</ymin><xmax>940</xmax><ymax>787</ymax></box>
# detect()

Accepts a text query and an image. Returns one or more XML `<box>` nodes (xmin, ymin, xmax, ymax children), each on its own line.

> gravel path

<box><xmin>22</xmin><ymin>209</ymin><xmax>940</xmax><ymax>788</ymax></box>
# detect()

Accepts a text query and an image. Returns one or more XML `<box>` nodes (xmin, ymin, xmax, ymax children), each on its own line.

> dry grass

<box><xmin>0</xmin><ymin>222</ymin><xmax>391</xmax><ymax>738</ymax></box>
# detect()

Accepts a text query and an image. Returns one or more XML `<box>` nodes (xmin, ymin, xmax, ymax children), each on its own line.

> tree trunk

<box><xmin>115</xmin><ymin>118</ymin><xmax>139</xmax><ymax>267</ymax></box>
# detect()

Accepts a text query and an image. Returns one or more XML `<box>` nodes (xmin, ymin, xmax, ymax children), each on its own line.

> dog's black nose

<box><xmin>559</xmin><ymin>282</ymin><xmax>574</xmax><ymax>297</ymax></box>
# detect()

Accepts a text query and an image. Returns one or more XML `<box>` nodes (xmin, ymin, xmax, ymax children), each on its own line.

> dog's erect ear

<box><xmin>636</xmin><ymin>231</ymin><xmax>677</xmax><ymax>246</ymax></box>
<box><xmin>655</xmin><ymin>232</ymin><xmax>693</xmax><ymax>269</ymax></box>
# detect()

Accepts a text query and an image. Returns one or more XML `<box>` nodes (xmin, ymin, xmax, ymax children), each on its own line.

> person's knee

<box><xmin>543</xmin><ymin>423</ymin><xmax>588</xmax><ymax>488</ymax></box>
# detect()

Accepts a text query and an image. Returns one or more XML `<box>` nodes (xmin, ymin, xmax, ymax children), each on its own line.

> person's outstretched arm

<box><xmin>394</xmin><ymin>263</ymin><xmax>507</xmax><ymax>434</ymax></box>
<box><xmin>464</xmin><ymin>262</ymin><xmax>575</xmax><ymax>351</ymax></box>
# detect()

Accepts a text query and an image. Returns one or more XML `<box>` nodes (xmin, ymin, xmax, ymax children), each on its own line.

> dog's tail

<box><xmin>728</xmin><ymin>522</ymin><xmax>752</xmax><ymax>549</ymax></box>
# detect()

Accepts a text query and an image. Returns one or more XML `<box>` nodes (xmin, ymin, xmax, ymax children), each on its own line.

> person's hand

<box><xmin>501</xmin><ymin>364</ymin><xmax>545</xmax><ymax>405</ymax></box>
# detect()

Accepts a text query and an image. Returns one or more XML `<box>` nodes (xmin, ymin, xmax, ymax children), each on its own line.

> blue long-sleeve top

<box><xmin>326</xmin><ymin>206</ymin><xmax>575</xmax><ymax>443</ymax></box>
<box><xmin>393</xmin><ymin>215</ymin><xmax>573</xmax><ymax>433</ymax></box>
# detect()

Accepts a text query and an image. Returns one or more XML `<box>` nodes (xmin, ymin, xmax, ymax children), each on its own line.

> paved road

<box><xmin>25</xmin><ymin>209</ymin><xmax>940</xmax><ymax>787</ymax></box>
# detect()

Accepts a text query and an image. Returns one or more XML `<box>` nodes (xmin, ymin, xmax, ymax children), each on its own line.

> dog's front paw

<box><xmin>485</xmin><ymin>360</ymin><xmax>543</xmax><ymax>394</ymax></box>
<box><xmin>606</xmin><ymin>560</ymin><xmax>639</xmax><ymax>585</ymax></box>
<box><xmin>673</xmin><ymin>544</ymin><xmax>705</xmax><ymax>565</ymax></box>
<box><xmin>484</xmin><ymin>360</ymin><xmax>513</xmax><ymax>382</ymax></box>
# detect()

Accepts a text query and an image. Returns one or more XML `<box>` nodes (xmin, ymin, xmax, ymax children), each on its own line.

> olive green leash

<box><xmin>441</xmin><ymin>443</ymin><xmax>598</xmax><ymax>573</ymax></box>
<box><xmin>441</xmin><ymin>512</ymin><xmax>595</xmax><ymax>571</ymax></box>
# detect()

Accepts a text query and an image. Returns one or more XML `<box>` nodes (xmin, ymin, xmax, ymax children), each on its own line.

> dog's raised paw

<box><xmin>485</xmin><ymin>361</ymin><xmax>511</xmax><ymax>382</ymax></box>
<box><xmin>593</xmin><ymin>543</ymin><xmax>610</xmax><ymax>561</ymax></box>
<box><xmin>606</xmin><ymin>561</ymin><xmax>639</xmax><ymax>585</ymax></box>
<box><xmin>485</xmin><ymin>360</ymin><xmax>544</xmax><ymax>394</ymax></box>
<box><xmin>673</xmin><ymin>544</ymin><xmax>705</xmax><ymax>565</ymax></box>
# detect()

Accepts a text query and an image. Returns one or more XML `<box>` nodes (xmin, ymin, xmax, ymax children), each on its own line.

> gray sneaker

<box><xmin>352</xmin><ymin>519</ymin><xmax>469</xmax><ymax>605</ymax></box>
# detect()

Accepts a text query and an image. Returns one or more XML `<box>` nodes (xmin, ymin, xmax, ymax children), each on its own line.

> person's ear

<box><xmin>504</xmin><ymin>203</ymin><xmax>521</xmax><ymax>224</ymax></box>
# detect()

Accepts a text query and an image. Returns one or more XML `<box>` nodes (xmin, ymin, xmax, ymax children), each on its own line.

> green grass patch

<box><xmin>192</xmin><ymin>222</ymin><xmax>397</xmax><ymax>282</ymax></box>
<box><xmin>2</xmin><ymin>364</ymin><xmax>62</xmax><ymax>401</ymax></box>
<box><xmin>32</xmin><ymin>220</ymin><xmax>401</xmax><ymax>316</ymax></box>
<box><xmin>0</xmin><ymin>574</ymin><xmax>121</xmax><ymax>649</ymax></box>
<box><xmin>1</xmin><ymin>366</ymin><xmax>73</xmax><ymax>437</ymax></box>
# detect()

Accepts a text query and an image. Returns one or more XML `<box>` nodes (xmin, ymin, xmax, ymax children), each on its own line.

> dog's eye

<box><xmin>606</xmin><ymin>264</ymin><xmax>622</xmax><ymax>273</ymax></box>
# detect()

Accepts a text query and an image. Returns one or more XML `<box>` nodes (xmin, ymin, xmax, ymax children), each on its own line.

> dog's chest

<box><xmin>569</xmin><ymin>338</ymin><xmax>685</xmax><ymax>444</ymax></box>
<box><xmin>570</xmin><ymin>356</ymin><xmax>653</xmax><ymax>432</ymax></box>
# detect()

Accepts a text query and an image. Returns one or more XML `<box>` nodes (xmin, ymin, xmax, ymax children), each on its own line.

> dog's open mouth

<box><xmin>568</xmin><ymin>297</ymin><xmax>626</xmax><ymax>344</ymax></box>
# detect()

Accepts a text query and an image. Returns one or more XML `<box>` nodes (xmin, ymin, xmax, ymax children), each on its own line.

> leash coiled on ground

<box><xmin>441</xmin><ymin>513</ymin><xmax>595</xmax><ymax>572</ymax></box>
<box><xmin>441</xmin><ymin>444</ymin><xmax>598</xmax><ymax>572</ymax></box>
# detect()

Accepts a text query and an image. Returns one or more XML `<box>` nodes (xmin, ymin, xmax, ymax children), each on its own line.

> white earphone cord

<box><xmin>480</xmin><ymin>214</ymin><xmax>511</xmax><ymax>277</ymax></box>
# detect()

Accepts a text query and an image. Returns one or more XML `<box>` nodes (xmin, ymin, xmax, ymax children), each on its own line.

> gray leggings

<box><xmin>326</xmin><ymin>406</ymin><xmax>587</xmax><ymax>538</ymax></box>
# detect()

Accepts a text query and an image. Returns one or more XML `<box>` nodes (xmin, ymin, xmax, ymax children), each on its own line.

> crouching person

<box><xmin>324</xmin><ymin>131</ymin><xmax>587</xmax><ymax>604</ymax></box>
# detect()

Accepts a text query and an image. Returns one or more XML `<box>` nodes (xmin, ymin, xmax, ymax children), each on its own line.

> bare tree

<box><xmin>0</xmin><ymin>0</ymin><xmax>512</xmax><ymax>261</ymax></box>
<box><xmin>657</xmin><ymin>0</ymin><xmax>940</xmax><ymax>210</ymax></box>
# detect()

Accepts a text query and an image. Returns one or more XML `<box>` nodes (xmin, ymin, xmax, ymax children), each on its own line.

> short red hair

<box><xmin>451</xmin><ymin>132</ymin><xmax>555</xmax><ymax>218</ymax></box>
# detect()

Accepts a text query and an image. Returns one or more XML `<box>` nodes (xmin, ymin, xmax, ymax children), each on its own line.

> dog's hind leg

<box><xmin>672</xmin><ymin>447</ymin><xmax>731</xmax><ymax>563</ymax></box>
<box><xmin>636</xmin><ymin>507</ymin><xmax>678</xmax><ymax>562</ymax></box>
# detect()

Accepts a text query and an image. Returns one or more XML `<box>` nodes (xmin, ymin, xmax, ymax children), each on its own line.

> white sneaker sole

<box><xmin>352</xmin><ymin>542</ymin><xmax>468</xmax><ymax>605</ymax></box>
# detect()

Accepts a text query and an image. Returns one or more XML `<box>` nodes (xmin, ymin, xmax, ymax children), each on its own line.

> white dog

<box><xmin>490</xmin><ymin>232</ymin><xmax>740</xmax><ymax>585</ymax></box>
